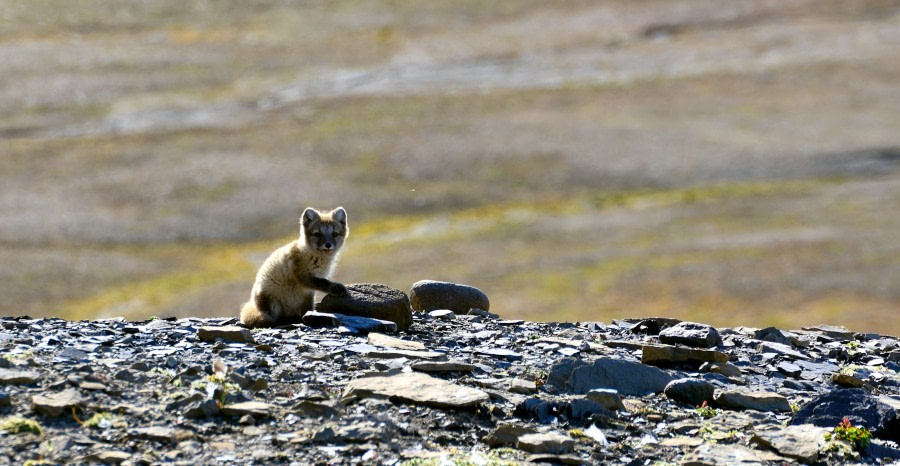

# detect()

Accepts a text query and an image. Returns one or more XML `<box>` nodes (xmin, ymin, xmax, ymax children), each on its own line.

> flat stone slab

<box><xmin>32</xmin><ymin>388</ymin><xmax>85</xmax><ymax>417</ymax></box>
<box><xmin>303</xmin><ymin>311</ymin><xmax>399</xmax><ymax>333</ymax></box>
<box><xmin>197</xmin><ymin>326</ymin><xmax>254</xmax><ymax>344</ymax></box>
<box><xmin>641</xmin><ymin>344</ymin><xmax>728</xmax><ymax>367</ymax></box>
<box><xmin>128</xmin><ymin>426</ymin><xmax>177</xmax><ymax>445</ymax></box>
<box><xmin>752</xmin><ymin>424</ymin><xmax>829</xmax><ymax>463</ymax></box>
<box><xmin>517</xmin><ymin>432</ymin><xmax>576</xmax><ymax>454</ymax></box>
<box><xmin>344</xmin><ymin>372</ymin><xmax>489</xmax><ymax>409</ymax></box>
<box><xmin>713</xmin><ymin>389</ymin><xmax>792</xmax><ymax>412</ymax></box>
<box><xmin>220</xmin><ymin>401</ymin><xmax>273</xmax><ymax>418</ymax></box>
<box><xmin>683</xmin><ymin>443</ymin><xmax>785</xmax><ymax>465</ymax></box>
<box><xmin>564</xmin><ymin>357</ymin><xmax>675</xmax><ymax>396</ymax></box>
<box><xmin>0</xmin><ymin>369</ymin><xmax>41</xmax><ymax>385</ymax></box>
<box><xmin>368</xmin><ymin>332</ymin><xmax>426</xmax><ymax>351</ymax></box>
<box><xmin>409</xmin><ymin>280</ymin><xmax>490</xmax><ymax>314</ymax></box>
<box><xmin>317</xmin><ymin>283</ymin><xmax>413</xmax><ymax>330</ymax></box>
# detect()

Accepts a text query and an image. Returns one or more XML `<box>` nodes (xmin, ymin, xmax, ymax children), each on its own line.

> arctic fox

<box><xmin>239</xmin><ymin>207</ymin><xmax>348</xmax><ymax>328</ymax></box>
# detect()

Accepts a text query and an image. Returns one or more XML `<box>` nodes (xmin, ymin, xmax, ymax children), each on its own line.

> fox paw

<box><xmin>329</xmin><ymin>283</ymin><xmax>349</xmax><ymax>296</ymax></box>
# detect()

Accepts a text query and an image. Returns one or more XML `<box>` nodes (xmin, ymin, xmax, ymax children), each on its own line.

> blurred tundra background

<box><xmin>2</xmin><ymin>0</ymin><xmax>899</xmax><ymax>333</ymax></box>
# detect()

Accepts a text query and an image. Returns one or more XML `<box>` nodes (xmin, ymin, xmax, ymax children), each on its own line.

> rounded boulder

<box><xmin>409</xmin><ymin>280</ymin><xmax>490</xmax><ymax>314</ymax></box>
<box><xmin>317</xmin><ymin>283</ymin><xmax>413</xmax><ymax>331</ymax></box>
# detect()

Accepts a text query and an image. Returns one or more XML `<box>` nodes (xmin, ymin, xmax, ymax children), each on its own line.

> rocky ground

<box><xmin>2</xmin><ymin>285</ymin><xmax>900</xmax><ymax>465</ymax></box>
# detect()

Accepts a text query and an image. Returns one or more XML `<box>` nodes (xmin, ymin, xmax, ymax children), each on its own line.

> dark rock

<box><xmin>565</xmin><ymin>358</ymin><xmax>675</xmax><ymax>396</ymax></box>
<box><xmin>411</xmin><ymin>361</ymin><xmax>476</xmax><ymax>373</ymax></box>
<box><xmin>624</xmin><ymin>317</ymin><xmax>681</xmax><ymax>335</ymax></box>
<box><xmin>0</xmin><ymin>392</ymin><xmax>10</xmax><ymax>407</ymax></box>
<box><xmin>664</xmin><ymin>378</ymin><xmax>716</xmax><ymax>406</ymax></box>
<box><xmin>184</xmin><ymin>399</ymin><xmax>220</xmax><ymax>419</ymax></box>
<box><xmin>659</xmin><ymin>322</ymin><xmax>723</xmax><ymax>348</ymax></box>
<box><xmin>318</xmin><ymin>283</ymin><xmax>413</xmax><ymax>330</ymax></box>
<box><xmin>754</xmin><ymin>327</ymin><xmax>794</xmax><ymax>346</ymax></box>
<box><xmin>789</xmin><ymin>388</ymin><xmax>900</xmax><ymax>441</ymax></box>
<box><xmin>409</xmin><ymin>280</ymin><xmax>490</xmax><ymax>314</ymax></box>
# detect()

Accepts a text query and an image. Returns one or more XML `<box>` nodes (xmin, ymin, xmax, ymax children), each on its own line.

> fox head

<box><xmin>301</xmin><ymin>207</ymin><xmax>348</xmax><ymax>253</ymax></box>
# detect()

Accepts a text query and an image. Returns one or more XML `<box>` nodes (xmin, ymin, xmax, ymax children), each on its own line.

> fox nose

<box><xmin>323</xmin><ymin>243</ymin><xmax>333</xmax><ymax>250</ymax></box>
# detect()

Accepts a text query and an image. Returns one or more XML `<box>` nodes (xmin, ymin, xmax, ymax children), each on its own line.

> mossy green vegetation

<box><xmin>0</xmin><ymin>417</ymin><xmax>43</xmax><ymax>435</ymax></box>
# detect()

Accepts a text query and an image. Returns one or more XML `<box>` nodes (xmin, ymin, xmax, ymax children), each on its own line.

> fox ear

<box><xmin>301</xmin><ymin>208</ymin><xmax>320</xmax><ymax>227</ymax></box>
<box><xmin>332</xmin><ymin>207</ymin><xmax>347</xmax><ymax>225</ymax></box>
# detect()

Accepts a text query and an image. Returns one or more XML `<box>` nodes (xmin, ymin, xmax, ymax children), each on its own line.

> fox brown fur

<box><xmin>239</xmin><ymin>207</ymin><xmax>349</xmax><ymax>328</ymax></box>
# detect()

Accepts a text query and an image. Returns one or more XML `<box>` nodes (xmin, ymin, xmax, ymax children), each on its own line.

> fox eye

<box><xmin>312</xmin><ymin>232</ymin><xmax>322</xmax><ymax>238</ymax></box>
<box><xmin>332</xmin><ymin>232</ymin><xmax>341</xmax><ymax>238</ymax></box>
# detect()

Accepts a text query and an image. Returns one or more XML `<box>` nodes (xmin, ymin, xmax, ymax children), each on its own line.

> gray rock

<box><xmin>713</xmin><ymin>389</ymin><xmax>792</xmax><ymax>412</ymax></box>
<box><xmin>220</xmin><ymin>401</ymin><xmax>273</xmax><ymax>418</ymax></box>
<box><xmin>777</xmin><ymin>361</ymin><xmax>803</xmax><ymax>378</ymax></box>
<box><xmin>585</xmin><ymin>389</ymin><xmax>625</xmax><ymax>411</ymax></box>
<box><xmin>302</xmin><ymin>311</ymin><xmax>399</xmax><ymax>333</ymax></box>
<box><xmin>751</xmin><ymin>424</ymin><xmax>829</xmax><ymax>463</ymax></box>
<box><xmin>544</xmin><ymin>357</ymin><xmax>589</xmax><ymax>392</ymax></box>
<box><xmin>641</xmin><ymin>344</ymin><xmax>728</xmax><ymax>367</ymax></box>
<box><xmin>0</xmin><ymin>369</ymin><xmax>41</xmax><ymax>385</ymax></box>
<box><xmin>317</xmin><ymin>283</ymin><xmax>413</xmax><ymax>330</ymax></box>
<box><xmin>565</xmin><ymin>357</ymin><xmax>675</xmax><ymax>396</ymax></box>
<box><xmin>483</xmin><ymin>424</ymin><xmax>538</xmax><ymax>447</ymax></box>
<box><xmin>83</xmin><ymin>451</ymin><xmax>131</xmax><ymax>464</ymax></box>
<box><xmin>474</xmin><ymin>347</ymin><xmax>522</xmax><ymax>361</ymax></box>
<box><xmin>409</xmin><ymin>280</ymin><xmax>490</xmax><ymax>314</ymax></box>
<box><xmin>682</xmin><ymin>443</ymin><xmax>785</xmax><ymax>465</ymax></box>
<box><xmin>802</xmin><ymin>324</ymin><xmax>854</xmax><ymax>341</ymax></box>
<box><xmin>467</xmin><ymin>308</ymin><xmax>499</xmax><ymax>319</ymax></box>
<box><xmin>757</xmin><ymin>341</ymin><xmax>809</xmax><ymax>360</ymax></box>
<box><xmin>197</xmin><ymin>326</ymin><xmax>254</xmax><ymax>344</ymax></box>
<box><xmin>659</xmin><ymin>322</ymin><xmax>723</xmax><ymax>348</ymax></box>
<box><xmin>789</xmin><ymin>388</ymin><xmax>900</xmax><ymax>441</ymax></box>
<box><xmin>343</xmin><ymin>371</ymin><xmax>489</xmax><ymax>409</ymax></box>
<box><xmin>367</xmin><ymin>332</ymin><xmax>425</xmax><ymax>351</ymax></box>
<box><xmin>428</xmin><ymin>309</ymin><xmax>456</xmax><ymax>320</ymax></box>
<box><xmin>508</xmin><ymin>378</ymin><xmax>537</xmax><ymax>395</ymax></box>
<box><xmin>128</xmin><ymin>426</ymin><xmax>177</xmax><ymax>445</ymax></box>
<box><xmin>516</xmin><ymin>432</ymin><xmax>575</xmax><ymax>454</ymax></box>
<box><xmin>664</xmin><ymin>378</ymin><xmax>716</xmax><ymax>406</ymax></box>
<box><xmin>290</xmin><ymin>401</ymin><xmax>340</xmax><ymax>419</ymax></box>
<box><xmin>32</xmin><ymin>389</ymin><xmax>84</xmax><ymax>417</ymax></box>
<box><xmin>700</xmin><ymin>361</ymin><xmax>743</xmax><ymax>379</ymax></box>
<box><xmin>184</xmin><ymin>399</ymin><xmax>220</xmax><ymax>419</ymax></box>
<box><xmin>754</xmin><ymin>327</ymin><xmax>794</xmax><ymax>346</ymax></box>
